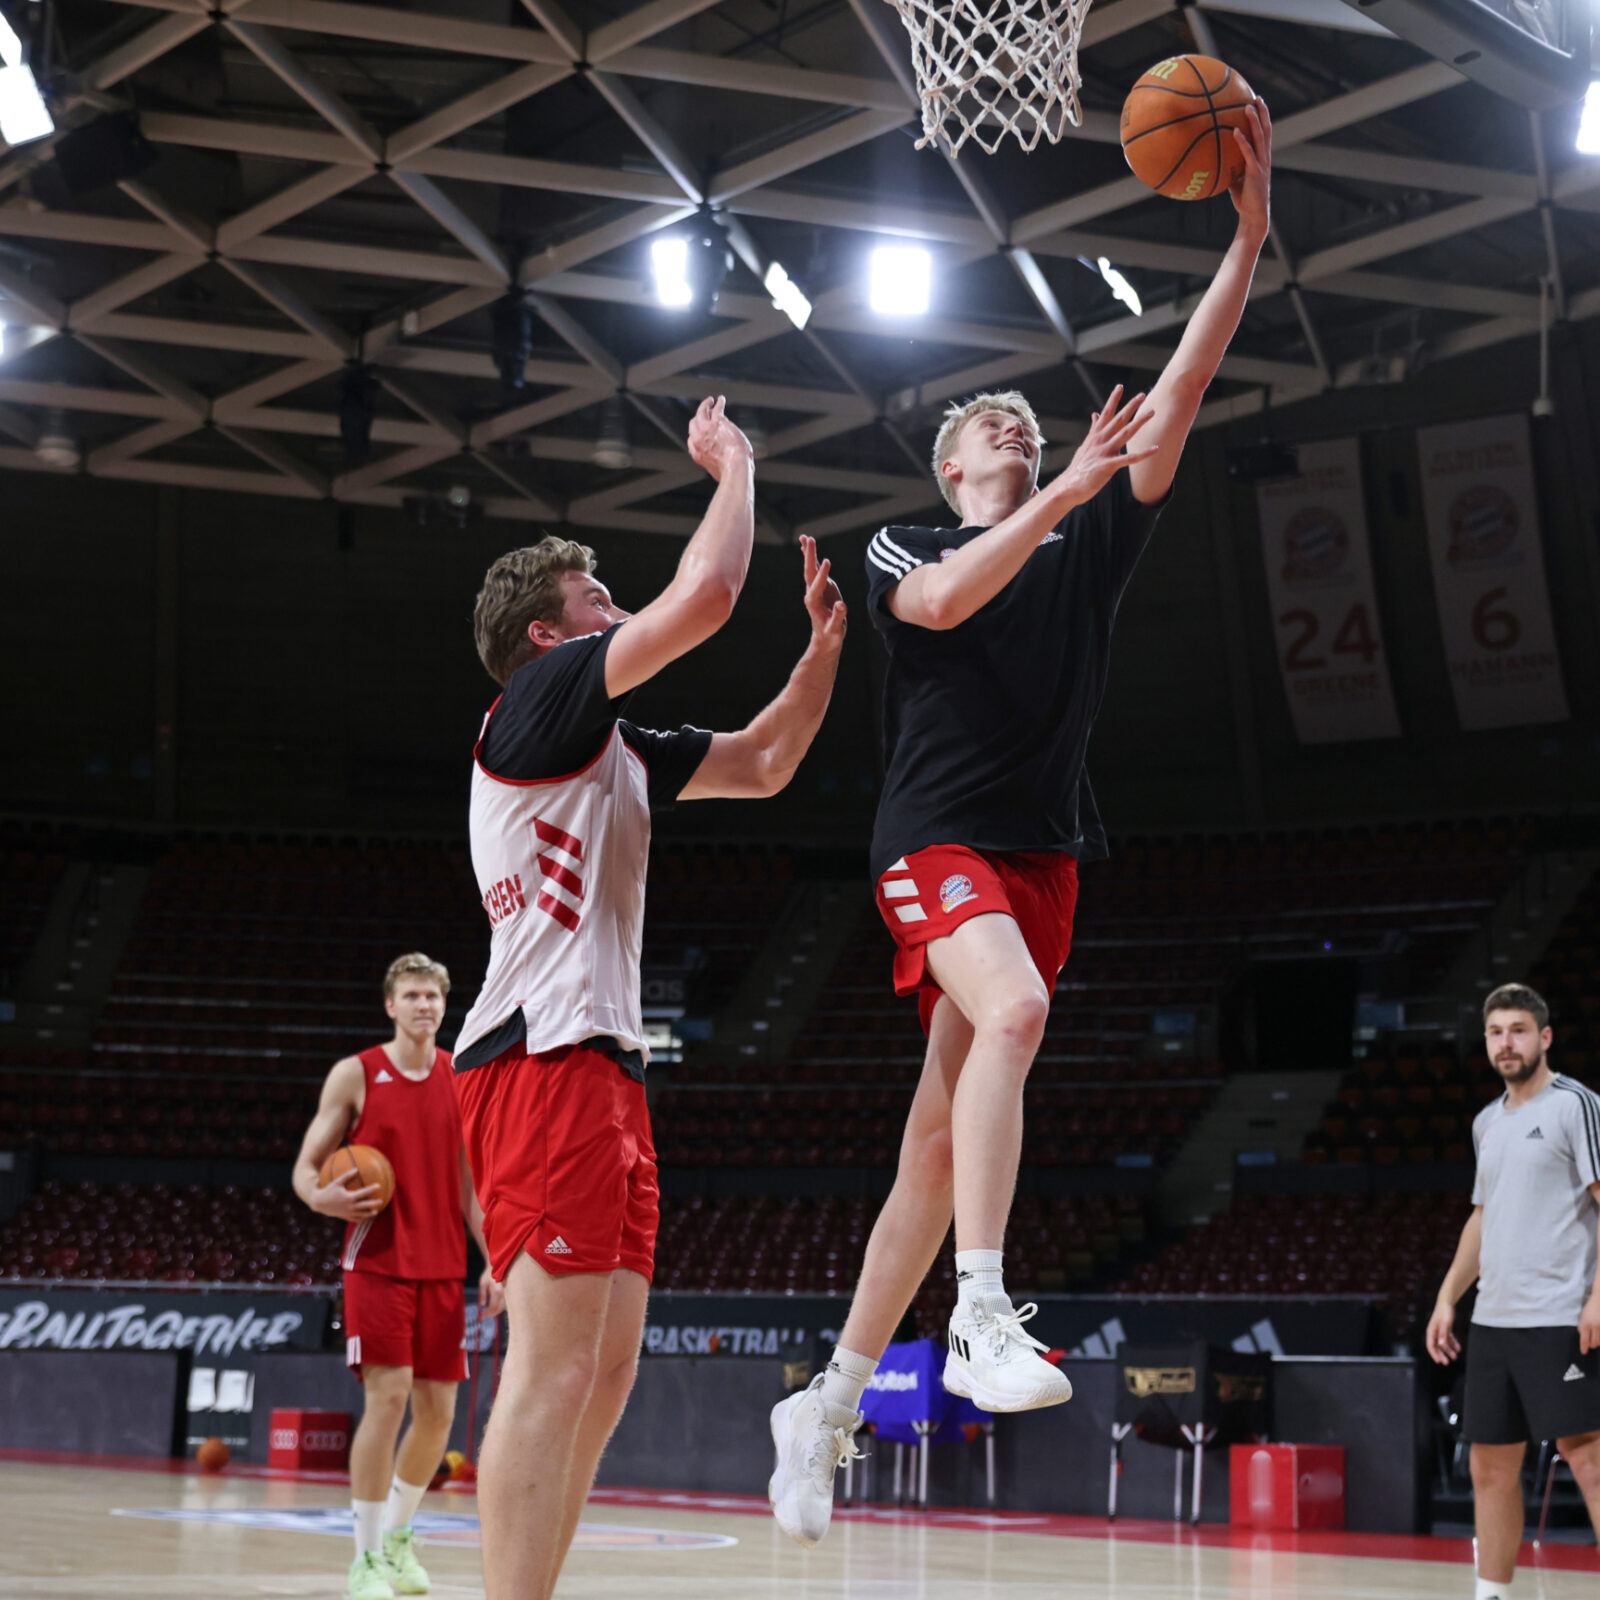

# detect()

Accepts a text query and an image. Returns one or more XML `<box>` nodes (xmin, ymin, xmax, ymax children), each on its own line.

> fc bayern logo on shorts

<box><xmin>940</xmin><ymin>874</ymin><xmax>978</xmax><ymax>913</ymax></box>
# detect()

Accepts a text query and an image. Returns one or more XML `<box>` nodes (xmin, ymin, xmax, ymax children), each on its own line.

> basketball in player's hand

<box><xmin>318</xmin><ymin>1144</ymin><xmax>395</xmax><ymax>1214</ymax></box>
<box><xmin>1121</xmin><ymin>55</ymin><xmax>1257</xmax><ymax>201</ymax></box>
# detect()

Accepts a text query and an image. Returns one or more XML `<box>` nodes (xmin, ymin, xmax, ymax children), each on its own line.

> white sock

<box><xmin>955</xmin><ymin>1249</ymin><xmax>1005</xmax><ymax>1307</ymax></box>
<box><xmin>1475</xmin><ymin>1578</ymin><xmax>1511</xmax><ymax>1600</ymax></box>
<box><xmin>819</xmin><ymin>1346</ymin><xmax>877</xmax><ymax>1413</ymax></box>
<box><xmin>382</xmin><ymin>1474</ymin><xmax>430</xmax><ymax>1534</ymax></box>
<box><xmin>352</xmin><ymin>1499</ymin><xmax>384</xmax><ymax>1558</ymax></box>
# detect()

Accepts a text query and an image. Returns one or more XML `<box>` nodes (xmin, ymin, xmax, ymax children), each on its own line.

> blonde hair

<box><xmin>473</xmin><ymin>536</ymin><xmax>597</xmax><ymax>686</ymax></box>
<box><xmin>383</xmin><ymin>952</ymin><xmax>450</xmax><ymax>1001</ymax></box>
<box><xmin>931</xmin><ymin>390</ymin><xmax>1044</xmax><ymax>513</ymax></box>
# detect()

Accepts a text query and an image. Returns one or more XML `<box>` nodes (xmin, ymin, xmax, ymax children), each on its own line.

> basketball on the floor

<box><xmin>1121</xmin><ymin>55</ymin><xmax>1257</xmax><ymax>201</ymax></box>
<box><xmin>318</xmin><ymin>1144</ymin><xmax>395</xmax><ymax>1212</ymax></box>
<box><xmin>195</xmin><ymin>1438</ymin><xmax>230</xmax><ymax>1474</ymax></box>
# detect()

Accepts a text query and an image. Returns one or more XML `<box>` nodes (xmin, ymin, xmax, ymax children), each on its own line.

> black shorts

<box><xmin>1463</xmin><ymin>1324</ymin><xmax>1600</xmax><ymax>1445</ymax></box>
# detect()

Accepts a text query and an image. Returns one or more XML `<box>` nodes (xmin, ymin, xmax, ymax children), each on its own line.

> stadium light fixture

<box><xmin>592</xmin><ymin>395</ymin><xmax>633</xmax><ymax>470</ymax></box>
<box><xmin>1097</xmin><ymin>257</ymin><xmax>1143</xmax><ymax>319</ymax></box>
<box><xmin>651</xmin><ymin>237</ymin><xmax>694</xmax><ymax>308</ymax></box>
<box><xmin>0</xmin><ymin>11</ymin><xmax>52</xmax><ymax>147</ymax></box>
<box><xmin>1578</xmin><ymin>81</ymin><xmax>1600</xmax><ymax>155</ymax></box>
<box><xmin>763</xmin><ymin>261</ymin><xmax>812</xmax><ymax>330</ymax></box>
<box><xmin>869</xmin><ymin>246</ymin><xmax>930</xmax><ymax>317</ymax></box>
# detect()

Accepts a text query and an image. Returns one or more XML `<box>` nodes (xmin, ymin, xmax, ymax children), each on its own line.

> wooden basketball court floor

<box><xmin>2</xmin><ymin>1455</ymin><xmax>1597</xmax><ymax>1598</ymax></box>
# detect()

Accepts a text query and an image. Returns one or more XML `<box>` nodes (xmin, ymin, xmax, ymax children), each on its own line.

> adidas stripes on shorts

<box><xmin>342</xmin><ymin>1271</ymin><xmax>467</xmax><ymax>1381</ymax></box>
<box><xmin>1462</xmin><ymin>1323</ymin><xmax>1600</xmax><ymax>1444</ymax></box>
<box><xmin>455</xmin><ymin>1039</ymin><xmax>658</xmax><ymax>1283</ymax></box>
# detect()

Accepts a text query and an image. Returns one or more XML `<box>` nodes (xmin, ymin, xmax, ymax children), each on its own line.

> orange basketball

<box><xmin>196</xmin><ymin>1437</ymin><xmax>230</xmax><ymax>1474</ymax></box>
<box><xmin>1121</xmin><ymin>55</ymin><xmax>1256</xmax><ymax>202</ymax></box>
<box><xmin>318</xmin><ymin>1143</ymin><xmax>395</xmax><ymax>1213</ymax></box>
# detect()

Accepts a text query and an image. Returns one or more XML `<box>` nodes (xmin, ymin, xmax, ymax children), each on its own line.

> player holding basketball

<box><xmin>768</xmin><ymin>105</ymin><xmax>1275</xmax><ymax>1544</ymax></box>
<box><xmin>455</xmin><ymin>394</ymin><xmax>846</xmax><ymax>1600</ymax></box>
<box><xmin>1426</xmin><ymin>983</ymin><xmax>1600</xmax><ymax>1600</ymax></box>
<box><xmin>294</xmin><ymin>952</ymin><xmax>503</xmax><ymax>1600</ymax></box>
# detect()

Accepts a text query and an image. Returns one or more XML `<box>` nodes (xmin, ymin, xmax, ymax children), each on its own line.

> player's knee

<box><xmin>595</xmin><ymin>1348</ymin><xmax>639</xmax><ymax>1411</ymax></box>
<box><xmin>973</xmin><ymin>987</ymin><xmax>1049</xmax><ymax>1053</ymax></box>
<box><xmin>1469</xmin><ymin>1447</ymin><xmax>1522</xmax><ymax>1491</ymax></box>
<box><xmin>901</xmin><ymin>1122</ymin><xmax>953</xmax><ymax>1191</ymax></box>
<box><xmin>361</xmin><ymin>1384</ymin><xmax>410</xmax><ymax>1425</ymax></box>
<box><xmin>1558</xmin><ymin>1433</ymin><xmax>1600</xmax><ymax>1489</ymax></box>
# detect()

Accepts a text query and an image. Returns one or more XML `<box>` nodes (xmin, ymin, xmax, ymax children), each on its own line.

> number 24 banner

<box><xmin>1256</xmin><ymin>437</ymin><xmax>1402</xmax><ymax>745</ymax></box>
<box><xmin>1416</xmin><ymin>414</ymin><xmax>1569</xmax><ymax>731</ymax></box>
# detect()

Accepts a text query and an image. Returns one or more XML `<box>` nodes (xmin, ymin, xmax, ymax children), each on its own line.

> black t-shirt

<box><xmin>865</xmin><ymin>473</ymin><xmax>1166</xmax><ymax>880</ymax></box>
<box><xmin>477</xmin><ymin>624</ymin><xmax>712</xmax><ymax>803</ymax></box>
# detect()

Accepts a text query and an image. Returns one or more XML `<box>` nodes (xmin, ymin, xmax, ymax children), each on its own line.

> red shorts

<box><xmin>455</xmin><ymin>1040</ymin><xmax>658</xmax><ymax>1283</ymax></box>
<box><xmin>875</xmin><ymin>845</ymin><xmax>1080</xmax><ymax>1033</ymax></box>
<box><xmin>342</xmin><ymin>1271</ymin><xmax>466</xmax><ymax>1382</ymax></box>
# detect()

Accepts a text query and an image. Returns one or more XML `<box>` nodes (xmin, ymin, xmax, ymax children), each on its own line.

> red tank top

<box><xmin>341</xmin><ymin>1045</ymin><xmax>466</xmax><ymax>1281</ymax></box>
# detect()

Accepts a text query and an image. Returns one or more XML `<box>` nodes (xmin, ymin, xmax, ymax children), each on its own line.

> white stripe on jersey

<box><xmin>342</xmin><ymin>1220</ymin><xmax>371</xmax><ymax>1271</ymax></box>
<box><xmin>868</xmin><ymin>531</ymin><xmax>916</xmax><ymax>578</ymax></box>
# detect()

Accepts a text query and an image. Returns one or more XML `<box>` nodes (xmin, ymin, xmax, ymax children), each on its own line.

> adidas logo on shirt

<box><xmin>1525</xmin><ymin>1126</ymin><xmax>1543</xmax><ymax>1140</ymax></box>
<box><xmin>545</xmin><ymin>1236</ymin><xmax>573</xmax><ymax>1256</ymax></box>
<box><xmin>1564</xmin><ymin>1364</ymin><xmax>1586</xmax><ymax>1382</ymax></box>
<box><xmin>374</xmin><ymin>1069</ymin><xmax>394</xmax><ymax>1084</ymax></box>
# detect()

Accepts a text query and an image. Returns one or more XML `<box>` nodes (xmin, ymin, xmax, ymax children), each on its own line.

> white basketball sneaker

<box><xmin>943</xmin><ymin>1296</ymin><xmax>1073</xmax><ymax>1412</ymax></box>
<box><xmin>768</xmin><ymin>1375</ymin><xmax>864</xmax><ymax>1547</ymax></box>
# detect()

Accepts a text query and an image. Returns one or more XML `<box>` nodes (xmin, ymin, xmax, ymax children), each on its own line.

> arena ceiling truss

<box><xmin>0</xmin><ymin>0</ymin><xmax>1596</xmax><ymax>538</ymax></box>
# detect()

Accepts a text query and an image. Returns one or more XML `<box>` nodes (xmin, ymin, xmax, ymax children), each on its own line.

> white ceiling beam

<box><xmin>237</xmin><ymin>0</ymin><xmax>567</xmax><ymax>62</ymax></box>
<box><xmin>228</xmin><ymin>233</ymin><xmax>504</xmax><ymax>288</ymax></box>
<box><xmin>216</xmin><ymin>166</ymin><xmax>373</xmax><ymax>251</ymax></box>
<box><xmin>385</xmin><ymin>64</ymin><xmax>573</xmax><ymax>165</ymax></box>
<box><xmin>1080</xmin><ymin>0</ymin><xmax>1177</xmax><ymax>43</ymax></box>
<box><xmin>587</xmin><ymin>72</ymin><xmax>706</xmax><ymax>204</ymax></box>
<box><xmin>0</xmin><ymin>209</ymin><xmax>188</xmax><ymax>253</ymax></box>
<box><xmin>798</xmin><ymin>485</ymin><xmax>942</xmax><ymax>540</ymax></box>
<box><xmin>625</xmin><ymin>312</ymin><xmax>790</xmax><ymax>388</ymax></box>
<box><xmin>636</xmin><ymin>373</ymin><xmax>870</xmax><ymax>414</ymax></box>
<box><xmin>588</xmin><ymin>0</ymin><xmax>730</xmax><ymax>58</ymax></box>
<box><xmin>522</xmin><ymin>204</ymin><xmax>698</xmax><ymax>284</ymax></box>
<box><xmin>525</xmin><ymin>292</ymin><xmax>627</xmax><ymax>387</ymax></box>
<box><xmin>98</xmin><ymin>457</ymin><xmax>323</xmax><ymax>496</ymax></box>
<box><xmin>709</xmin><ymin>110</ymin><xmax>910</xmax><ymax>201</ymax></box>
<box><xmin>386</xmin><ymin>172</ymin><xmax>511</xmax><ymax>282</ymax></box>
<box><xmin>1296</xmin><ymin>196</ymin><xmax>1531</xmax><ymax>281</ymax></box>
<box><xmin>399</xmin><ymin>147</ymin><xmax>684</xmax><ymax>206</ymax></box>
<box><xmin>1310</xmin><ymin>271</ymin><xmax>1540</xmax><ymax>319</ymax></box>
<box><xmin>365</xmin><ymin>288</ymin><xmax>503</xmax><ymax>356</ymax></box>
<box><xmin>0</xmin><ymin>262</ymin><xmax>65</xmax><ymax>328</ymax></box>
<box><xmin>72</xmin><ymin>336</ymin><xmax>209</xmax><ymax>416</ymax></box>
<box><xmin>333</xmin><ymin>443</ymin><xmax>460</xmax><ymax>496</ymax></box>
<box><xmin>212</xmin><ymin>359</ymin><xmax>342</xmax><ymax>413</ymax></box>
<box><xmin>69</xmin><ymin>258</ymin><xmax>206</xmax><ymax>329</ymax></box>
<box><xmin>214</xmin><ymin>424</ymin><xmax>331</xmax><ymax>494</ymax></box>
<box><xmin>1275</xmin><ymin>144</ymin><xmax>1537</xmax><ymax>200</ymax></box>
<box><xmin>225</xmin><ymin>21</ymin><xmax>385</xmax><ymax>161</ymax></box>
<box><xmin>218</xmin><ymin>260</ymin><xmax>355</xmax><ymax>355</ymax></box>
<box><xmin>117</xmin><ymin>180</ymin><xmax>215</xmax><ymax>252</ymax></box>
<box><xmin>1197</xmin><ymin>0</ymin><xmax>1392</xmax><ymax>33</ymax></box>
<box><xmin>141</xmin><ymin>110</ymin><xmax>366</xmax><ymax>166</ymax></box>
<box><xmin>378</xmin><ymin>343</ymin><xmax>601</xmax><ymax>388</ymax></box>
<box><xmin>569</xmin><ymin>467</ymin><xmax>701</xmax><ymax>516</ymax></box>
<box><xmin>88</xmin><ymin>418</ymin><xmax>205</xmax><ymax>469</ymax></box>
<box><xmin>603</xmin><ymin>47</ymin><xmax>907</xmax><ymax>111</ymax></box>
<box><xmin>87</xmin><ymin>12</ymin><xmax>211</xmax><ymax>90</ymax></box>
<box><xmin>470</xmin><ymin>386</ymin><xmax>598</xmax><ymax>447</ymax></box>
<box><xmin>0</xmin><ymin>380</ymin><xmax>183</xmax><ymax>419</ymax></box>
<box><xmin>83</xmin><ymin>314</ymin><xmax>330</xmax><ymax>362</ymax></box>
<box><xmin>374</xmin><ymin>371</ymin><xmax>469</xmax><ymax>446</ymax></box>
<box><xmin>726</xmin><ymin>186</ymin><xmax>989</xmax><ymax>245</ymax></box>
<box><xmin>215</xmin><ymin>405</ymin><xmax>448</xmax><ymax>445</ymax></box>
<box><xmin>468</xmin><ymin>449</ymin><xmax>564</xmax><ymax>520</ymax></box>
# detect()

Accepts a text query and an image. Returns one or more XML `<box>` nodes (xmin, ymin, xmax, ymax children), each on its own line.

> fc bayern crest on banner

<box><xmin>940</xmin><ymin>874</ymin><xmax>977</xmax><ymax>913</ymax></box>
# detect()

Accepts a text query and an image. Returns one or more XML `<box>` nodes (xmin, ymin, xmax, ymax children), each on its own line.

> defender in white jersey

<box><xmin>1426</xmin><ymin>983</ymin><xmax>1600</xmax><ymax>1600</ymax></box>
<box><xmin>456</xmin><ymin>395</ymin><xmax>846</xmax><ymax>1600</ymax></box>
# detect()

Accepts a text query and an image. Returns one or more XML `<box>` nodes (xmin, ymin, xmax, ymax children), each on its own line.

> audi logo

<box><xmin>271</xmin><ymin>1428</ymin><xmax>347</xmax><ymax>1452</ymax></box>
<box><xmin>270</xmin><ymin>1429</ymin><xmax>298</xmax><ymax>1450</ymax></box>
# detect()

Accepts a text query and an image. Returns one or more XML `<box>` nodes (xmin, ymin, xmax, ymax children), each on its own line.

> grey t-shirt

<box><xmin>1471</xmin><ymin>1073</ymin><xmax>1600</xmax><ymax>1328</ymax></box>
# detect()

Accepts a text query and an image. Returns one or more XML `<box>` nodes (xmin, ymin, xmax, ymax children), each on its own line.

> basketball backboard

<box><xmin>1338</xmin><ymin>0</ymin><xmax>1590</xmax><ymax>107</ymax></box>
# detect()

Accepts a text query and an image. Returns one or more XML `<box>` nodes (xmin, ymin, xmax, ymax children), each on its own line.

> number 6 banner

<box><xmin>1416</xmin><ymin>414</ymin><xmax>1569</xmax><ymax>730</ymax></box>
<box><xmin>1256</xmin><ymin>437</ymin><xmax>1402</xmax><ymax>744</ymax></box>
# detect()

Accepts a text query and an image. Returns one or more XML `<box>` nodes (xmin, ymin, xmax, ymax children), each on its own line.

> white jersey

<box><xmin>454</xmin><ymin>627</ymin><xmax>711</xmax><ymax>1069</ymax></box>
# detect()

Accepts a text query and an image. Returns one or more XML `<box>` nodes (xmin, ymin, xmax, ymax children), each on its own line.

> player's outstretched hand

<box><xmin>1424</xmin><ymin>1299</ymin><xmax>1460</xmax><ymax>1365</ymax></box>
<box><xmin>1054</xmin><ymin>384</ymin><xmax>1157</xmax><ymax>505</ymax></box>
<box><xmin>1581</xmin><ymin>1290</ymin><xmax>1600</xmax><ymax>1355</ymax></box>
<box><xmin>309</xmin><ymin>1166</ymin><xmax>384</xmax><ymax>1222</ymax></box>
<box><xmin>478</xmin><ymin>1265</ymin><xmax>505</xmax><ymax>1320</ymax></box>
<box><xmin>1230</xmin><ymin>98</ymin><xmax>1271</xmax><ymax>238</ymax></box>
<box><xmin>687</xmin><ymin>394</ymin><xmax>753</xmax><ymax>482</ymax></box>
<box><xmin>800</xmin><ymin>534</ymin><xmax>846</xmax><ymax>649</ymax></box>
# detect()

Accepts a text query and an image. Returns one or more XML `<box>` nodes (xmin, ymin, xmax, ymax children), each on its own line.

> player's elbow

<box><xmin>679</xmin><ymin>570</ymin><xmax>741</xmax><ymax>629</ymax></box>
<box><xmin>914</xmin><ymin>585</ymin><xmax>963</xmax><ymax>632</ymax></box>
<box><xmin>749</xmin><ymin>749</ymin><xmax>795</xmax><ymax>798</ymax></box>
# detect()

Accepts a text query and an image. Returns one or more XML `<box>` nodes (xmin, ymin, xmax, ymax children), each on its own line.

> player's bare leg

<box><xmin>551</xmin><ymin>1269</ymin><xmax>649</xmax><ymax>1570</ymax></box>
<box><xmin>1469</xmin><ymin>1441</ymin><xmax>1527</xmax><ymax>1590</ymax></box>
<box><xmin>836</xmin><ymin>998</ymin><xmax>971</xmax><ymax>1358</ymax></box>
<box><xmin>478</xmin><ymin>1255</ymin><xmax>611</xmax><ymax>1600</ymax></box>
<box><xmin>348</xmin><ymin>1365</ymin><xmax>412</xmax><ymax>1596</ymax></box>
<box><xmin>378</xmin><ymin>1378</ymin><xmax>457</xmax><ymax>1594</ymax></box>
<box><xmin>1558</xmin><ymin>1431</ymin><xmax>1600</xmax><ymax>1540</ymax></box>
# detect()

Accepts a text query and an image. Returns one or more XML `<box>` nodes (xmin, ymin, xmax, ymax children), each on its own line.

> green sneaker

<box><xmin>382</xmin><ymin>1528</ymin><xmax>430</xmax><ymax>1596</ymax></box>
<box><xmin>347</xmin><ymin>1550</ymin><xmax>395</xmax><ymax>1600</ymax></box>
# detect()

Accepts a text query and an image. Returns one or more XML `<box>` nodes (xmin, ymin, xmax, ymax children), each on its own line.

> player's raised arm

<box><xmin>891</xmin><ymin>388</ymin><xmax>1156</xmax><ymax>632</ymax></box>
<box><xmin>681</xmin><ymin>536</ymin><xmax>847</xmax><ymax>799</ymax></box>
<box><xmin>1127</xmin><ymin>100</ymin><xmax>1272</xmax><ymax>506</ymax></box>
<box><xmin>604</xmin><ymin>395</ymin><xmax>756</xmax><ymax>698</ymax></box>
<box><xmin>292</xmin><ymin>1056</ymin><xmax>384</xmax><ymax>1222</ymax></box>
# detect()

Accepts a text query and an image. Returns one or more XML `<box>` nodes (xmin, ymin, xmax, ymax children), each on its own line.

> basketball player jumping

<box><xmin>454</xmin><ymin>395</ymin><xmax>846</xmax><ymax>1600</ymax></box>
<box><xmin>768</xmin><ymin>105</ymin><xmax>1275</xmax><ymax>1544</ymax></box>
<box><xmin>1426</xmin><ymin>983</ymin><xmax>1600</xmax><ymax>1600</ymax></box>
<box><xmin>294</xmin><ymin>952</ymin><xmax>503</xmax><ymax>1600</ymax></box>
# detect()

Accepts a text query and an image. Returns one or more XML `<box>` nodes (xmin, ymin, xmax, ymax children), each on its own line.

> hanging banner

<box><xmin>1416</xmin><ymin>414</ymin><xmax>1569</xmax><ymax>730</ymax></box>
<box><xmin>1257</xmin><ymin>438</ymin><xmax>1402</xmax><ymax>744</ymax></box>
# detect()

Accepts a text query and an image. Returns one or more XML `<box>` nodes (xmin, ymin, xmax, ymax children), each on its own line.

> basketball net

<box><xmin>886</xmin><ymin>0</ymin><xmax>1094</xmax><ymax>156</ymax></box>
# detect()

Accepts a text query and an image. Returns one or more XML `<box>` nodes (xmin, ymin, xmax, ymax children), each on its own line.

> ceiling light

<box><xmin>0</xmin><ymin>13</ymin><xmax>51</xmax><ymax>148</ymax></box>
<box><xmin>763</xmin><ymin>261</ymin><xmax>812</xmax><ymax>330</ymax></box>
<box><xmin>491</xmin><ymin>292</ymin><xmax>534</xmax><ymax>390</ymax></box>
<box><xmin>1096</xmin><ymin>257</ymin><xmax>1143</xmax><ymax>318</ymax></box>
<box><xmin>35</xmin><ymin>421</ymin><xmax>78</xmax><ymax>469</ymax></box>
<box><xmin>0</xmin><ymin>12</ymin><xmax>22</xmax><ymax>68</ymax></box>
<box><xmin>1578</xmin><ymin>81</ymin><xmax>1600</xmax><ymax>155</ymax></box>
<box><xmin>592</xmin><ymin>395</ymin><xmax>632</xmax><ymax>470</ymax></box>
<box><xmin>651</xmin><ymin>238</ymin><xmax>693</xmax><ymax>308</ymax></box>
<box><xmin>870</xmin><ymin>246</ymin><xmax>930</xmax><ymax>317</ymax></box>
